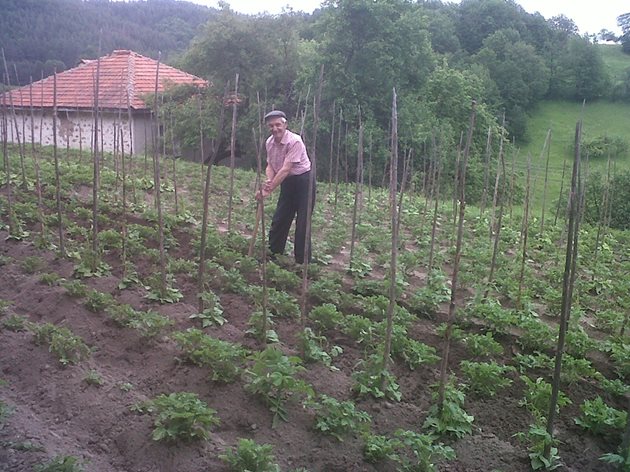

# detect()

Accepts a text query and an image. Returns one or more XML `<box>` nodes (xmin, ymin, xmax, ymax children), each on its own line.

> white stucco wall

<box><xmin>2</xmin><ymin>108</ymin><xmax>153</xmax><ymax>156</ymax></box>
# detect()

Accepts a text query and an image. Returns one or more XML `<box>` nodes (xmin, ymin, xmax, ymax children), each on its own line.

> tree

<box><xmin>313</xmin><ymin>0</ymin><xmax>436</xmax><ymax>129</ymax></box>
<box><xmin>474</xmin><ymin>28</ymin><xmax>549</xmax><ymax>139</ymax></box>
<box><xmin>548</xmin><ymin>15</ymin><xmax>578</xmax><ymax>36</ymax></box>
<box><xmin>584</xmin><ymin>171</ymin><xmax>630</xmax><ymax>230</ymax></box>
<box><xmin>181</xmin><ymin>8</ymin><xmax>304</xmax><ymax>106</ymax></box>
<box><xmin>618</xmin><ymin>12</ymin><xmax>630</xmax><ymax>54</ymax></box>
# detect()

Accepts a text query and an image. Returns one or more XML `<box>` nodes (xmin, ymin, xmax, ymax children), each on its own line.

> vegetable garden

<box><xmin>1</xmin><ymin>86</ymin><xmax>630</xmax><ymax>472</ymax></box>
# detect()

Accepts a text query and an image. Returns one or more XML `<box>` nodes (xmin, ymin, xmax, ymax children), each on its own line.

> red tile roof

<box><xmin>1</xmin><ymin>50</ymin><xmax>207</xmax><ymax>111</ymax></box>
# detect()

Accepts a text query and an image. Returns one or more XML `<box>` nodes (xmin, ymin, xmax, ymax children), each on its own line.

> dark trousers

<box><xmin>269</xmin><ymin>171</ymin><xmax>315</xmax><ymax>264</ymax></box>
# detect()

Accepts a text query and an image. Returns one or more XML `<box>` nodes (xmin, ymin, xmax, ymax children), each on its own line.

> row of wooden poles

<box><xmin>2</xmin><ymin>48</ymin><xmax>629</xmax><ymax>467</ymax></box>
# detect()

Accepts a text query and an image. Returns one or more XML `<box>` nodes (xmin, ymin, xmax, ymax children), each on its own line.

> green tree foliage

<box><xmin>181</xmin><ymin>7</ymin><xmax>304</xmax><ymax>105</ymax></box>
<box><xmin>0</xmin><ymin>0</ymin><xmax>214</xmax><ymax>85</ymax></box>
<box><xmin>618</xmin><ymin>12</ymin><xmax>630</xmax><ymax>54</ymax></box>
<box><xmin>584</xmin><ymin>170</ymin><xmax>630</xmax><ymax>230</ymax></box>
<box><xmin>312</xmin><ymin>0</ymin><xmax>436</xmax><ymax>129</ymax></box>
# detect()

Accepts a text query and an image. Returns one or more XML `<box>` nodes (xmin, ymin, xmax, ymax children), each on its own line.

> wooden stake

<box><xmin>437</xmin><ymin>100</ymin><xmax>477</xmax><ymax>413</ymax></box>
<box><xmin>52</xmin><ymin>70</ymin><xmax>65</xmax><ymax>255</ymax></box>
<box><xmin>544</xmin><ymin>120</ymin><xmax>583</xmax><ymax>460</ymax></box>
<box><xmin>382</xmin><ymin>88</ymin><xmax>400</xmax><ymax>375</ymax></box>
<box><xmin>300</xmin><ymin>65</ymin><xmax>324</xmax><ymax>342</ymax></box>
<box><xmin>227</xmin><ymin>73</ymin><xmax>239</xmax><ymax>232</ymax></box>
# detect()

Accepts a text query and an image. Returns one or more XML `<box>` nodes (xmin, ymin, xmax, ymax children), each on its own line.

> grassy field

<box><xmin>521</xmin><ymin>100</ymin><xmax>630</xmax><ymax>209</ymax></box>
<box><xmin>597</xmin><ymin>43</ymin><xmax>630</xmax><ymax>81</ymax></box>
<box><xmin>512</xmin><ymin>44</ymin><xmax>630</xmax><ymax>211</ymax></box>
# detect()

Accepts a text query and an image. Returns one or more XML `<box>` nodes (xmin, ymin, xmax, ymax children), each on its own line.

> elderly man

<box><xmin>256</xmin><ymin>110</ymin><xmax>314</xmax><ymax>264</ymax></box>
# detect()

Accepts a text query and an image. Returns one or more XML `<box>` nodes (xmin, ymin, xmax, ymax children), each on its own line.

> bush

<box><xmin>584</xmin><ymin>171</ymin><xmax>630</xmax><ymax>230</ymax></box>
<box><xmin>133</xmin><ymin>392</ymin><xmax>220</xmax><ymax>442</ymax></box>
<box><xmin>220</xmin><ymin>438</ymin><xmax>280</xmax><ymax>472</ymax></box>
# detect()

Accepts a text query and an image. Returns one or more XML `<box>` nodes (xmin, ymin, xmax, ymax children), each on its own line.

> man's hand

<box><xmin>263</xmin><ymin>179</ymin><xmax>273</xmax><ymax>193</ymax></box>
<box><xmin>255</xmin><ymin>188</ymin><xmax>271</xmax><ymax>201</ymax></box>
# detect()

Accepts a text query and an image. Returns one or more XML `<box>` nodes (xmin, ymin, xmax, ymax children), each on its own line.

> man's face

<box><xmin>267</xmin><ymin>117</ymin><xmax>288</xmax><ymax>142</ymax></box>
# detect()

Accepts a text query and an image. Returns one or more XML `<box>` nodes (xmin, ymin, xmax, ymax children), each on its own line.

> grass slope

<box><xmin>514</xmin><ymin>44</ymin><xmax>630</xmax><ymax>211</ymax></box>
<box><xmin>519</xmin><ymin>101</ymin><xmax>630</xmax><ymax>210</ymax></box>
<box><xmin>597</xmin><ymin>43</ymin><xmax>630</xmax><ymax>82</ymax></box>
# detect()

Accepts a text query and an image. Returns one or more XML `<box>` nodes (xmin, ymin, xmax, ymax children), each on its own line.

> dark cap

<box><xmin>264</xmin><ymin>110</ymin><xmax>287</xmax><ymax>122</ymax></box>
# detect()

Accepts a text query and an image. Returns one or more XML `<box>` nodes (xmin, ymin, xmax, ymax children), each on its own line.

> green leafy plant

<box><xmin>352</xmin><ymin>354</ymin><xmax>402</xmax><ymax>402</ymax></box>
<box><xmin>172</xmin><ymin>328</ymin><xmax>247</xmax><ymax>382</ymax></box>
<box><xmin>514</xmin><ymin>422</ymin><xmax>561</xmax><ymax>471</ymax></box>
<box><xmin>246</xmin><ymin>310</ymin><xmax>279</xmax><ymax>344</ymax></box>
<box><xmin>220</xmin><ymin>438</ymin><xmax>280</xmax><ymax>472</ymax></box>
<box><xmin>600</xmin><ymin>451</ymin><xmax>630</xmax><ymax>471</ymax></box>
<box><xmin>266</xmin><ymin>261</ymin><xmax>301</xmax><ymax>290</ymax></box>
<box><xmin>144</xmin><ymin>273</ymin><xmax>183</xmax><ymax>304</ymax></box>
<box><xmin>308</xmin><ymin>303</ymin><xmax>343</xmax><ymax>331</ymax></box>
<box><xmin>34</xmin><ymin>455</ymin><xmax>84</xmax><ymax>472</ymax></box>
<box><xmin>191</xmin><ymin>291</ymin><xmax>226</xmax><ymax>327</ymax></box>
<box><xmin>423</xmin><ymin>383</ymin><xmax>474</xmax><ymax>438</ymax></box>
<box><xmin>607</xmin><ymin>342</ymin><xmax>630</xmax><ymax>379</ymax></box>
<box><xmin>118</xmin><ymin>263</ymin><xmax>142</xmax><ymax>290</ymax></box>
<box><xmin>62</xmin><ymin>280</ymin><xmax>89</xmax><ymax>298</ymax></box>
<box><xmin>304</xmin><ymin>394</ymin><xmax>371</xmax><ymax>441</ymax></box>
<box><xmin>83</xmin><ymin>369</ymin><xmax>104</xmax><ymax>387</ymax></box>
<box><xmin>20</xmin><ymin>255</ymin><xmax>45</xmax><ymax>274</ymax></box>
<box><xmin>407</xmin><ymin>270</ymin><xmax>450</xmax><ymax>318</ymax></box>
<box><xmin>2</xmin><ymin>314</ymin><xmax>29</xmax><ymax>332</ymax></box>
<box><xmin>460</xmin><ymin>360</ymin><xmax>515</xmax><ymax>397</ymax></box>
<box><xmin>600</xmin><ymin>377</ymin><xmax>630</xmax><ymax>397</ymax></box>
<box><xmin>84</xmin><ymin>289</ymin><xmax>115</xmax><ymax>313</ymax></box>
<box><xmin>132</xmin><ymin>392</ymin><xmax>220</xmax><ymax>442</ymax></box>
<box><xmin>73</xmin><ymin>249</ymin><xmax>111</xmax><ymax>278</ymax></box>
<box><xmin>29</xmin><ymin>322</ymin><xmax>91</xmax><ymax>366</ymax></box>
<box><xmin>363</xmin><ymin>433</ymin><xmax>401</xmax><ymax>463</ymax></box>
<box><xmin>244</xmin><ymin>347</ymin><xmax>313</xmax><ymax>427</ymax></box>
<box><xmin>105</xmin><ymin>303</ymin><xmax>172</xmax><ymax>338</ymax></box>
<box><xmin>298</xmin><ymin>328</ymin><xmax>342</xmax><ymax>370</ymax></box>
<box><xmin>519</xmin><ymin>376</ymin><xmax>571</xmax><ymax>420</ymax></box>
<box><xmin>395</xmin><ymin>337</ymin><xmax>440</xmax><ymax>370</ymax></box>
<box><xmin>130</xmin><ymin>309</ymin><xmax>173</xmax><ymax>339</ymax></box>
<box><xmin>97</xmin><ymin>228</ymin><xmax>123</xmax><ymax>250</ymax></box>
<box><xmin>394</xmin><ymin>429</ymin><xmax>456</xmax><ymax>472</ymax></box>
<box><xmin>342</xmin><ymin>314</ymin><xmax>377</xmax><ymax>345</ymax></box>
<box><xmin>0</xmin><ymin>398</ymin><xmax>13</xmax><ymax>426</ymax></box>
<box><xmin>39</xmin><ymin>272</ymin><xmax>64</xmax><ymax>286</ymax></box>
<box><xmin>574</xmin><ymin>396</ymin><xmax>626</xmax><ymax>437</ymax></box>
<box><xmin>466</xmin><ymin>298</ymin><xmax>517</xmax><ymax>334</ymax></box>
<box><xmin>461</xmin><ymin>331</ymin><xmax>503</xmax><ymax>357</ymax></box>
<box><xmin>362</xmin><ymin>429</ymin><xmax>455</xmax><ymax>471</ymax></box>
<box><xmin>118</xmin><ymin>382</ymin><xmax>134</xmax><ymax>392</ymax></box>
<box><xmin>251</xmin><ymin>287</ymin><xmax>300</xmax><ymax>318</ymax></box>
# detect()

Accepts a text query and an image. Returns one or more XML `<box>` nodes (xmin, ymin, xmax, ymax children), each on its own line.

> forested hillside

<box><xmin>0</xmin><ymin>0</ymin><xmax>216</xmax><ymax>85</ymax></box>
<box><xmin>2</xmin><ymin>0</ymin><xmax>630</xmax><ymax>189</ymax></box>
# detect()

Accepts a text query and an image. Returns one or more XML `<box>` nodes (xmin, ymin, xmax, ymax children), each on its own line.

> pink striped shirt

<box><xmin>266</xmin><ymin>130</ymin><xmax>311</xmax><ymax>176</ymax></box>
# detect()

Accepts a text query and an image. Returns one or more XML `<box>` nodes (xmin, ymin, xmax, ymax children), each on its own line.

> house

<box><xmin>0</xmin><ymin>49</ymin><xmax>207</xmax><ymax>156</ymax></box>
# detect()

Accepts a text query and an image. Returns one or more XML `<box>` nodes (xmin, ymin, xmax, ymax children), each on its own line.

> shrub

<box><xmin>575</xmin><ymin>396</ymin><xmax>626</xmax><ymax>437</ymax></box>
<box><xmin>172</xmin><ymin>328</ymin><xmax>247</xmax><ymax>382</ymax></box>
<box><xmin>305</xmin><ymin>394</ymin><xmax>371</xmax><ymax>441</ymax></box>
<box><xmin>133</xmin><ymin>392</ymin><xmax>220</xmax><ymax>442</ymax></box>
<box><xmin>460</xmin><ymin>360</ymin><xmax>515</xmax><ymax>397</ymax></box>
<box><xmin>220</xmin><ymin>438</ymin><xmax>280</xmax><ymax>472</ymax></box>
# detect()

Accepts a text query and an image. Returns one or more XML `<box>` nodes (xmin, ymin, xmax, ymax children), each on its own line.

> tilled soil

<box><xmin>0</xmin><ymin>229</ymin><xmax>620</xmax><ymax>472</ymax></box>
